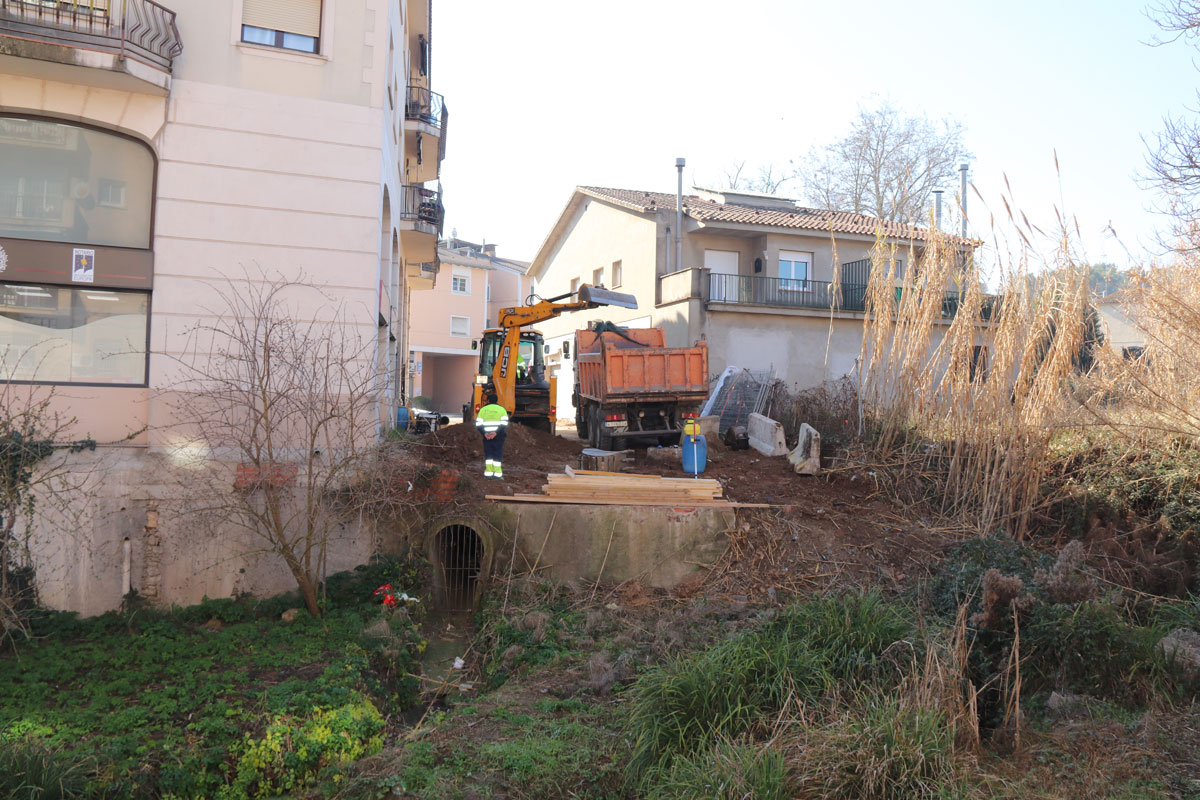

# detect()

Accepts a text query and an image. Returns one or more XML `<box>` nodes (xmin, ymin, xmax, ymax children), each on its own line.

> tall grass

<box><xmin>626</xmin><ymin>593</ymin><xmax>913</xmax><ymax>786</ymax></box>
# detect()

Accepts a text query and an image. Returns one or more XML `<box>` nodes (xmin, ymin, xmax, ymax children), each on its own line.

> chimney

<box><xmin>482</xmin><ymin>243</ymin><xmax>496</xmax><ymax>258</ymax></box>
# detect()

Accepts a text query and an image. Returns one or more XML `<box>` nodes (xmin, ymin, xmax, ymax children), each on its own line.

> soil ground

<box><xmin>350</xmin><ymin>423</ymin><xmax>1200</xmax><ymax>800</ymax></box>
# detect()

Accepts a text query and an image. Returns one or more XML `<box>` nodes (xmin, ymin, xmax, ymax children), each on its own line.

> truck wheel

<box><xmin>597</xmin><ymin>413</ymin><xmax>614</xmax><ymax>451</ymax></box>
<box><xmin>587</xmin><ymin>406</ymin><xmax>600</xmax><ymax>449</ymax></box>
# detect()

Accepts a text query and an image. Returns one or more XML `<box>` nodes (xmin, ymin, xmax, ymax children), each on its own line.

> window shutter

<box><xmin>243</xmin><ymin>0</ymin><xmax>322</xmax><ymax>37</ymax></box>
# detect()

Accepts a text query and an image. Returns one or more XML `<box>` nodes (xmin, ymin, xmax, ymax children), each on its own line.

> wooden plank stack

<box><xmin>486</xmin><ymin>467</ymin><xmax>760</xmax><ymax>507</ymax></box>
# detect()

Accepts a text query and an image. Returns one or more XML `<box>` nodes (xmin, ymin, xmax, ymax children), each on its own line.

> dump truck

<box><xmin>573</xmin><ymin>322</ymin><xmax>709</xmax><ymax>449</ymax></box>
<box><xmin>464</xmin><ymin>284</ymin><xmax>638</xmax><ymax>434</ymax></box>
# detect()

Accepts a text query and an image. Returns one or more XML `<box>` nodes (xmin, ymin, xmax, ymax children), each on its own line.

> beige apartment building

<box><xmin>528</xmin><ymin>186</ymin><xmax>980</xmax><ymax>416</ymax></box>
<box><xmin>408</xmin><ymin>237</ymin><xmax>530</xmax><ymax>415</ymax></box>
<box><xmin>0</xmin><ymin>0</ymin><xmax>447</xmax><ymax>612</ymax></box>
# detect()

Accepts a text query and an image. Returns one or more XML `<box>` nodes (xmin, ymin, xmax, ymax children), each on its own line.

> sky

<box><xmin>435</xmin><ymin>0</ymin><xmax>1198</xmax><ymax>273</ymax></box>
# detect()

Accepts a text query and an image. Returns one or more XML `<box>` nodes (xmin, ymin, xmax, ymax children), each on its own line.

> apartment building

<box><xmin>0</xmin><ymin>0</ymin><xmax>447</xmax><ymax>612</ymax></box>
<box><xmin>408</xmin><ymin>237</ymin><xmax>530</xmax><ymax>415</ymax></box>
<box><xmin>527</xmin><ymin>186</ymin><xmax>980</xmax><ymax>416</ymax></box>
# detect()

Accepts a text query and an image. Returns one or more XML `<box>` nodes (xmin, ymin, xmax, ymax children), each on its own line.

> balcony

<box><xmin>403</xmin><ymin>85</ymin><xmax>446</xmax><ymax>183</ymax></box>
<box><xmin>405</xmin><ymin>259</ymin><xmax>438</xmax><ymax>291</ymax></box>
<box><xmin>0</xmin><ymin>0</ymin><xmax>181</xmax><ymax>92</ymax></box>
<box><xmin>707</xmin><ymin>273</ymin><xmax>997</xmax><ymax>320</ymax></box>
<box><xmin>397</xmin><ymin>184</ymin><xmax>442</xmax><ymax>263</ymax></box>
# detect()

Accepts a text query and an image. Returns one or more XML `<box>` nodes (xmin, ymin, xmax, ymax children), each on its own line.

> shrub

<box><xmin>928</xmin><ymin>536</ymin><xmax>1052</xmax><ymax>618</ymax></box>
<box><xmin>223</xmin><ymin>699</ymin><xmax>385</xmax><ymax>799</ymax></box>
<box><xmin>1025</xmin><ymin>599</ymin><xmax>1184</xmax><ymax>704</ymax></box>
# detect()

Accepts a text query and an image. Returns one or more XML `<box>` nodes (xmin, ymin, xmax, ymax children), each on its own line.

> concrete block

<box><xmin>788</xmin><ymin>423</ymin><xmax>822</xmax><ymax>475</ymax></box>
<box><xmin>747</xmin><ymin>413</ymin><xmax>788</xmax><ymax>457</ymax></box>
<box><xmin>698</xmin><ymin>415</ymin><xmax>720</xmax><ymax>438</ymax></box>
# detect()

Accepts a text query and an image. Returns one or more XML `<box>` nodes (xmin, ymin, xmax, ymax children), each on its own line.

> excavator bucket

<box><xmin>578</xmin><ymin>283</ymin><xmax>638</xmax><ymax>309</ymax></box>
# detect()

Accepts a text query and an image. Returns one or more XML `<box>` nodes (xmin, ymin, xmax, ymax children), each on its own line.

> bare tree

<box><xmin>798</xmin><ymin>100</ymin><xmax>970</xmax><ymax>224</ymax></box>
<box><xmin>1146</xmin><ymin>2</ymin><xmax>1200</xmax><ymax>250</ymax></box>
<box><xmin>166</xmin><ymin>273</ymin><xmax>379</xmax><ymax>617</ymax></box>
<box><xmin>720</xmin><ymin>160</ymin><xmax>799</xmax><ymax>195</ymax></box>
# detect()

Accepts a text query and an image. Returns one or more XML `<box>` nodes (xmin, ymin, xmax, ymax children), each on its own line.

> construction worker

<box><xmin>475</xmin><ymin>391</ymin><xmax>509</xmax><ymax>478</ymax></box>
<box><xmin>515</xmin><ymin>349</ymin><xmax>528</xmax><ymax>383</ymax></box>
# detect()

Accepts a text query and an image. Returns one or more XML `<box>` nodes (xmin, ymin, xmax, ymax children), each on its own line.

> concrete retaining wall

<box><xmin>479</xmin><ymin>502</ymin><xmax>733</xmax><ymax>589</ymax></box>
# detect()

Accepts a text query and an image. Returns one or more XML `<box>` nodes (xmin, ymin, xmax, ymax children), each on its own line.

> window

<box><xmin>970</xmin><ymin>346</ymin><xmax>988</xmax><ymax>382</ymax></box>
<box><xmin>450</xmin><ymin>315</ymin><xmax>469</xmax><ymax>337</ymax></box>
<box><xmin>592</xmin><ymin>267</ymin><xmax>604</xmax><ymax>287</ymax></box>
<box><xmin>451</xmin><ymin>273</ymin><xmax>469</xmax><ymax>295</ymax></box>
<box><xmin>779</xmin><ymin>250</ymin><xmax>812</xmax><ymax>290</ymax></box>
<box><xmin>0</xmin><ymin>117</ymin><xmax>153</xmax><ymax>249</ymax></box>
<box><xmin>611</xmin><ymin>260</ymin><xmax>622</xmax><ymax>287</ymax></box>
<box><xmin>0</xmin><ymin>283</ymin><xmax>148</xmax><ymax>384</ymax></box>
<box><xmin>241</xmin><ymin>0</ymin><xmax>321</xmax><ymax>53</ymax></box>
<box><xmin>570</xmin><ymin>278</ymin><xmax>580</xmax><ymax>295</ymax></box>
<box><xmin>97</xmin><ymin>179</ymin><xmax>125</xmax><ymax>208</ymax></box>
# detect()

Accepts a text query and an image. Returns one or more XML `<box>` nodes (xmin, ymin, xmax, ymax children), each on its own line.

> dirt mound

<box><xmin>422</xmin><ymin>423</ymin><xmax>582</xmax><ymax>470</ymax></box>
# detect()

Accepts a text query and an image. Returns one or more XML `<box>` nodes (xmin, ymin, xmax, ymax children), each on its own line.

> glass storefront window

<box><xmin>0</xmin><ymin>117</ymin><xmax>154</xmax><ymax>249</ymax></box>
<box><xmin>0</xmin><ymin>283</ymin><xmax>148</xmax><ymax>384</ymax></box>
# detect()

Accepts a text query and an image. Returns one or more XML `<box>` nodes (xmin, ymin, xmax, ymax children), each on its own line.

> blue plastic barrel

<box><xmin>396</xmin><ymin>407</ymin><xmax>410</xmax><ymax>431</ymax></box>
<box><xmin>681</xmin><ymin>433</ymin><xmax>707</xmax><ymax>476</ymax></box>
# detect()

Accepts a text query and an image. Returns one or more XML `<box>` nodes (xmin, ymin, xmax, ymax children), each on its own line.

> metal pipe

<box><xmin>675</xmin><ymin>157</ymin><xmax>685</xmax><ymax>275</ymax></box>
<box><xmin>959</xmin><ymin>162</ymin><xmax>969</xmax><ymax>238</ymax></box>
<box><xmin>933</xmin><ymin>189</ymin><xmax>944</xmax><ymax>230</ymax></box>
<box><xmin>122</xmin><ymin>537</ymin><xmax>131</xmax><ymax>596</ymax></box>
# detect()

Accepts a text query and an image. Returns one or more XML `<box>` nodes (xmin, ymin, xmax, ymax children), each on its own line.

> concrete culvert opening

<box><xmin>434</xmin><ymin>523</ymin><xmax>484</xmax><ymax>611</ymax></box>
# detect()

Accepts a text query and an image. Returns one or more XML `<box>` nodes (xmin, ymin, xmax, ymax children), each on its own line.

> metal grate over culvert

<box><xmin>436</xmin><ymin>524</ymin><xmax>482</xmax><ymax>611</ymax></box>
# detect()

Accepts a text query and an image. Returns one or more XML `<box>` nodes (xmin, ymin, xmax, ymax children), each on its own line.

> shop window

<box><xmin>0</xmin><ymin>117</ymin><xmax>153</xmax><ymax>249</ymax></box>
<box><xmin>0</xmin><ymin>283</ymin><xmax>148</xmax><ymax>385</ymax></box>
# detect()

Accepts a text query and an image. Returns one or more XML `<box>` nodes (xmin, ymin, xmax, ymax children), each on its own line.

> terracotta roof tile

<box><xmin>578</xmin><ymin>186</ymin><xmax>972</xmax><ymax>245</ymax></box>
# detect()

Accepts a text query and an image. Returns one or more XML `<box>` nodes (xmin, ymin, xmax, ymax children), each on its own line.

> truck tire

<box><xmin>597</xmin><ymin>410</ymin><xmax>614</xmax><ymax>451</ymax></box>
<box><xmin>587</xmin><ymin>405</ymin><xmax>600</xmax><ymax>449</ymax></box>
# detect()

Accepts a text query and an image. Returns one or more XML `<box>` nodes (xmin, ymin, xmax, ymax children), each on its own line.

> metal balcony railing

<box><xmin>399</xmin><ymin>185</ymin><xmax>443</xmax><ymax>231</ymax></box>
<box><xmin>404</xmin><ymin>85</ymin><xmax>444</xmax><ymax>129</ymax></box>
<box><xmin>0</xmin><ymin>0</ymin><xmax>182</xmax><ymax>72</ymax></box>
<box><xmin>708</xmin><ymin>274</ymin><xmax>869</xmax><ymax>311</ymax></box>
<box><xmin>708</xmin><ymin>273</ymin><xmax>999</xmax><ymax>320</ymax></box>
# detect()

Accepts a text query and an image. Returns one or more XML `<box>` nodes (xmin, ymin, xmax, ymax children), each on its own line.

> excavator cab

<box><xmin>477</xmin><ymin>329</ymin><xmax>546</xmax><ymax>386</ymax></box>
<box><xmin>469</xmin><ymin>328</ymin><xmax>554</xmax><ymax>432</ymax></box>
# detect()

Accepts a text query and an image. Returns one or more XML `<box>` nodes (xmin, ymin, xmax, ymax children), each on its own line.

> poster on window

<box><xmin>72</xmin><ymin>248</ymin><xmax>95</xmax><ymax>283</ymax></box>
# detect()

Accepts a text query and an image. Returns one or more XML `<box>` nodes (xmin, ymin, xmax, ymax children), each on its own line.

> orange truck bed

<box><xmin>575</xmin><ymin>328</ymin><xmax>709</xmax><ymax>404</ymax></box>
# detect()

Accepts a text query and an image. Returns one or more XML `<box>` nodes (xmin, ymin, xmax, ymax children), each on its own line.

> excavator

<box><xmin>464</xmin><ymin>283</ymin><xmax>637</xmax><ymax>434</ymax></box>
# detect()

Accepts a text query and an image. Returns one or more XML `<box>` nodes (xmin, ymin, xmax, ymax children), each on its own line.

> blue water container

<box><xmin>396</xmin><ymin>407</ymin><xmax>410</xmax><ymax>431</ymax></box>
<box><xmin>681</xmin><ymin>433</ymin><xmax>707</xmax><ymax>476</ymax></box>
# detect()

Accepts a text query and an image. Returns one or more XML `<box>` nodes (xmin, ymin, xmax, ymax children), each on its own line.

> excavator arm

<box><xmin>489</xmin><ymin>284</ymin><xmax>636</xmax><ymax>413</ymax></box>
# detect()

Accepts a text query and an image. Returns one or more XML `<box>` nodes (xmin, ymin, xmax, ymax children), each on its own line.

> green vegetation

<box><xmin>0</xmin><ymin>557</ymin><xmax>424</xmax><ymax>799</ymax></box>
<box><xmin>627</xmin><ymin>593</ymin><xmax>913</xmax><ymax>789</ymax></box>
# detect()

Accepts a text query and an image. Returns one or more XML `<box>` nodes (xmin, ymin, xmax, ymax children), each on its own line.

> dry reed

<box><xmin>857</xmin><ymin>224</ymin><xmax>1092</xmax><ymax>539</ymax></box>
